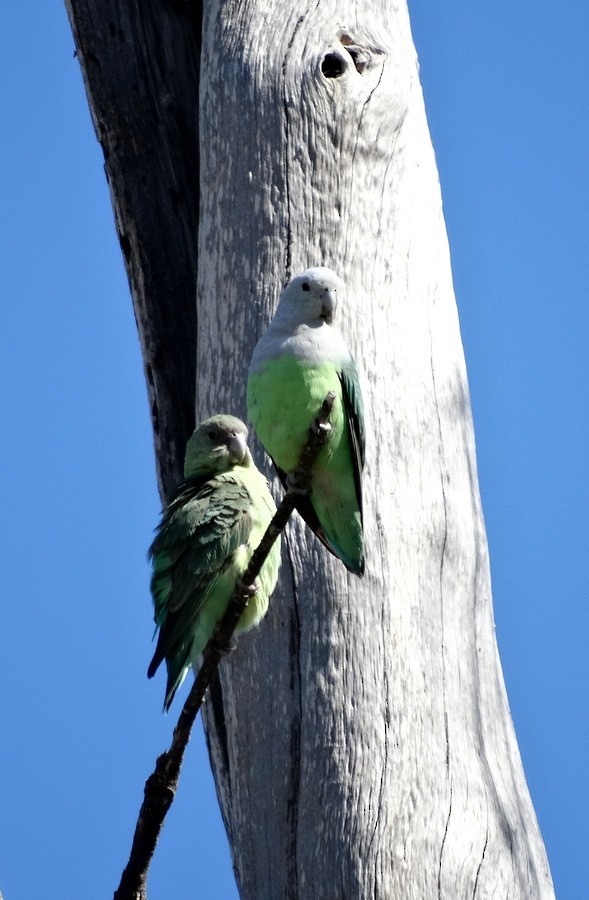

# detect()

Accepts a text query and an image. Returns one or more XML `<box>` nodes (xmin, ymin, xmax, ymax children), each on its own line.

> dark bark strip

<box><xmin>64</xmin><ymin>0</ymin><xmax>202</xmax><ymax>496</ymax></box>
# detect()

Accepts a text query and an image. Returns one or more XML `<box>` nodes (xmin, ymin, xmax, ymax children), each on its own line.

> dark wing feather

<box><xmin>147</xmin><ymin>475</ymin><xmax>253</xmax><ymax>681</ymax></box>
<box><xmin>338</xmin><ymin>361</ymin><xmax>365</xmax><ymax>522</ymax></box>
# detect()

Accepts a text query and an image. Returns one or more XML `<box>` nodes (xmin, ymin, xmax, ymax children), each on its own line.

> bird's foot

<box><xmin>313</xmin><ymin>420</ymin><xmax>332</xmax><ymax>437</ymax></box>
<box><xmin>239</xmin><ymin>578</ymin><xmax>259</xmax><ymax>599</ymax></box>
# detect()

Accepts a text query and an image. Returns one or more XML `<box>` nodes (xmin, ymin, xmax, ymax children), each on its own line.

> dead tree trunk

<box><xmin>66</xmin><ymin>1</ymin><xmax>554</xmax><ymax>897</ymax></box>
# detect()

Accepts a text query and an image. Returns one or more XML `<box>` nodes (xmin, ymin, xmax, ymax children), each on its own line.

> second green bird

<box><xmin>147</xmin><ymin>415</ymin><xmax>281</xmax><ymax>710</ymax></box>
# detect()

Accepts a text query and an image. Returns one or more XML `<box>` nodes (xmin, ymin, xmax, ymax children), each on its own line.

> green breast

<box><xmin>247</xmin><ymin>356</ymin><xmax>345</xmax><ymax>473</ymax></box>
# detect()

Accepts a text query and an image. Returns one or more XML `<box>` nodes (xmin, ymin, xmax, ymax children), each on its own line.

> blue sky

<box><xmin>1</xmin><ymin>4</ymin><xmax>586</xmax><ymax>899</ymax></box>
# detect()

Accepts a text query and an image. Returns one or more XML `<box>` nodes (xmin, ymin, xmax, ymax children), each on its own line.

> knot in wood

<box><xmin>210</xmin><ymin>633</ymin><xmax>235</xmax><ymax>658</ymax></box>
<box><xmin>286</xmin><ymin>470</ymin><xmax>310</xmax><ymax>494</ymax></box>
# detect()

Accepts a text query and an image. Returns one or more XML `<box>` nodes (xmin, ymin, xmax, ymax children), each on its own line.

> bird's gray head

<box><xmin>183</xmin><ymin>415</ymin><xmax>250</xmax><ymax>478</ymax></box>
<box><xmin>277</xmin><ymin>267</ymin><xmax>344</xmax><ymax>327</ymax></box>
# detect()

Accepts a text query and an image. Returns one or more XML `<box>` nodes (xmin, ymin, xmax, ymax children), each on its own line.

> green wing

<box><xmin>339</xmin><ymin>359</ymin><xmax>365</xmax><ymax>521</ymax></box>
<box><xmin>269</xmin><ymin>361</ymin><xmax>365</xmax><ymax>567</ymax></box>
<box><xmin>147</xmin><ymin>475</ymin><xmax>253</xmax><ymax>694</ymax></box>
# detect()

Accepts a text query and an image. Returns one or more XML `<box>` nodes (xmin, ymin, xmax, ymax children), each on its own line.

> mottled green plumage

<box><xmin>147</xmin><ymin>415</ymin><xmax>280</xmax><ymax>710</ymax></box>
<box><xmin>247</xmin><ymin>267</ymin><xmax>365</xmax><ymax>574</ymax></box>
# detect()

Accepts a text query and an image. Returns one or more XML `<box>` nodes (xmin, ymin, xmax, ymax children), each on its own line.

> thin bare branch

<box><xmin>113</xmin><ymin>392</ymin><xmax>336</xmax><ymax>900</ymax></box>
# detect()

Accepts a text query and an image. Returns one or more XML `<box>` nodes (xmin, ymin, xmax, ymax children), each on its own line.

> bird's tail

<box><xmin>147</xmin><ymin>637</ymin><xmax>192</xmax><ymax>712</ymax></box>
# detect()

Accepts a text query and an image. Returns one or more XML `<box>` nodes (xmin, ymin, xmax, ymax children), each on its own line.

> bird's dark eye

<box><xmin>301</xmin><ymin>282</ymin><xmax>310</xmax><ymax>292</ymax></box>
<box><xmin>207</xmin><ymin>429</ymin><xmax>217</xmax><ymax>440</ymax></box>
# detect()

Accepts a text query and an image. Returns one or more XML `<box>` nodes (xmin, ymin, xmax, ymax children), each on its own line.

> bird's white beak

<box><xmin>320</xmin><ymin>289</ymin><xmax>337</xmax><ymax>324</ymax></box>
<box><xmin>227</xmin><ymin>432</ymin><xmax>247</xmax><ymax>464</ymax></box>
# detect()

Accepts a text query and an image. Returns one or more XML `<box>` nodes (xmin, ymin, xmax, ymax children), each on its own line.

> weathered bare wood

<box><xmin>196</xmin><ymin>3</ymin><xmax>554</xmax><ymax>898</ymax></box>
<box><xmin>66</xmin><ymin>0</ymin><xmax>554</xmax><ymax>897</ymax></box>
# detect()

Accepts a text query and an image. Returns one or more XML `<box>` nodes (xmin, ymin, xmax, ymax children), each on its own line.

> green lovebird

<box><xmin>147</xmin><ymin>414</ymin><xmax>281</xmax><ymax>710</ymax></box>
<box><xmin>247</xmin><ymin>267</ymin><xmax>365</xmax><ymax>575</ymax></box>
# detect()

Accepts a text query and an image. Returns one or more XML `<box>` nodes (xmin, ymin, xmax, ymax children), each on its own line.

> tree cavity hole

<box><xmin>321</xmin><ymin>53</ymin><xmax>346</xmax><ymax>78</ymax></box>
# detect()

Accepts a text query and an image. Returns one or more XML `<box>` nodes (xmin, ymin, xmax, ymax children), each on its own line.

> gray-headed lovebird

<box><xmin>247</xmin><ymin>267</ymin><xmax>365</xmax><ymax>575</ymax></box>
<box><xmin>147</xmin><ymin>415</ymin><xmax>280</xmax><ymax>710</ymax></box>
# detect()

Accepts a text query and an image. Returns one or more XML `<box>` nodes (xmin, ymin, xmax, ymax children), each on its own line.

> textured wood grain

<box><xmin>196</xmin><ymin>3</ymin><xmax>554</xmax><ymax>898</ymax></box>
<box><xmin>66</xmin><ymin>0</ymin><xmax>554</xmax><ymax>897</ymax></box>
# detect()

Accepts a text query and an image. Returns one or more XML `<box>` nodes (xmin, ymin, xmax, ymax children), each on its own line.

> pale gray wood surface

<box><xmin>66</xmin><ymin>0</ymin><xmax>554</xmax><ymax>896</ymax></box>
